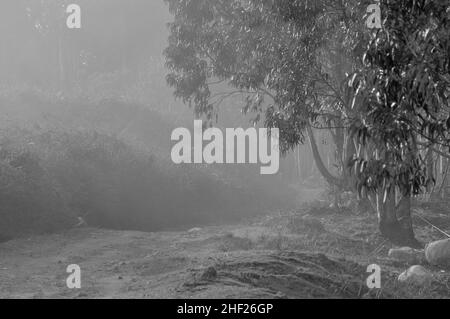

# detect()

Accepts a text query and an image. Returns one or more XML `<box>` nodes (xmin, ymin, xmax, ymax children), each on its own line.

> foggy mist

<box><xmin>0</xmin><ymin>0</ymin><xmax>449</xmax><ymax>302</ymax></box>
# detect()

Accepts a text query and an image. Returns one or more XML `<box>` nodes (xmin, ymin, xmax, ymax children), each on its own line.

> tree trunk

<box><xmin>58</xmin><ymin>32</ymin><xmax>65</xmax><ymax>91</ymax></box>
<box><xmin>376</xmin><ymin>189</ymin><xmax>422</xmax><ymax>248</ymax></box>
<box><xmin>306</xmin><ymin>125</ymin><xmax>343</xmax><ymax>187</ymax></box>
<box><xmin>296</xmin><ymin>147</ymin><xmax>302</xmax><ymax>179</ymax></box>
<box><xmin>438</xmin><ymin>158</ymin><xmax>449</xmax><ymax>198</ymax></box>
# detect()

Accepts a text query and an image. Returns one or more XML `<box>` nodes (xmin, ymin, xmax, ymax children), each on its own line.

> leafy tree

<box><xmin>350</xmin><ymin>0</ymin><xmax>450</xmax><ymax>247</ymax></box>
<box><xmin>164</xmin><ymin>0</ymin><xmax>450</xmax><ymax>247</ymax></box>
<box><xmin>164</xmin><ymin>0</ymin><xmax>372</xmax><ymax>193</ymax></box>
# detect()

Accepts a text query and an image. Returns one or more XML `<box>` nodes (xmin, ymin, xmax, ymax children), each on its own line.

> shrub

<box><xmin>0</xmin><ymin>127</ymin><xmax>295</xmax><ymax>236</ymax></box>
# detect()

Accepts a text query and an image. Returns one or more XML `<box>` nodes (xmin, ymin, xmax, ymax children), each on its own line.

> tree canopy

<box><xmin>351</xmin><ymin>0</ymin><xmax>450</xmax><ymax>198</ymax></box>
<box><xmin>164</xmin><ymin>0</ymin><xmax>450</xmax><ymax>246</ymax></box>
<box><xmin>165</xmin><ymin>0</ymin><xmax>367</xmax><ymax>147</ymax></box>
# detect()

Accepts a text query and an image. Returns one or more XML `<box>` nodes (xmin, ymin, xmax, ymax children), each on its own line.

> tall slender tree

<box><xmin>164</xmin><ymin>0</ymin><xmax>450</xmax><ymax>247</ymax></box>
<box><xmin>350</xmin><ymin>0</ymin><xmax>450</xmax><ymax>247</ymax></box>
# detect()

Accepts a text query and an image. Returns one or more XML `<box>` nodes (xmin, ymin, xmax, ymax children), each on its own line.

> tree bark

<box><xmin>437</xmin><ymin>158</ymin><xmax>449</xmax><ymax>198</ymax></box>
<box><xmin>376</xmin><ymin>189</ymin><xmax>422</xmax><ymax>248</ymax></box>
<box><xmin>58</xmin><ymin>29</ymin><xmax>66</xmax><ymax>92</ymax></box>
<box><xmin>306</xmin><ymin>125</ymin><xmax>343</xmax><ymax>187</ymax></box>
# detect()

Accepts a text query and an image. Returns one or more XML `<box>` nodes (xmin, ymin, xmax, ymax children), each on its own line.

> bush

<box><xmin>0</xmin><ymin>91</ymin><xmax>296</xmax><ymax>236</ymax></box>
<box><xmin>0</xmin><ymin>146</ymin><xmax>74</xmax><ymax>236</ymax></box>
<box><xmin>0</xmin><ymin>127</ymin><xmax>295</xmax><ymax>236</ymax></box>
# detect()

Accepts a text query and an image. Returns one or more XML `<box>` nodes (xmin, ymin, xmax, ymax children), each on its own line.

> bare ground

<box><xmin>0</xmin><ymin>196</ymin><xmax>449</xmax><ymax>299</ymax></box>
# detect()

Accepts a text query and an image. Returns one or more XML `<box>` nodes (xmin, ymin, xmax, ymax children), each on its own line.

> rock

<box><xmin>388</xmin><ymin>247</ymin><xmax>424</xmax><ymax>264</ymax></box>
<box><xmin>188</xmin><ymin>227</ymin><xmax>202</xmax><ymax>233</ymax></box>
<box><xmin>75</xmin><ymin>217</ymin><xmax>87</xmax><ymax>228</ymax></box>
<box><xmin>398</xmin><ymin>265</ymin><xmax>433</xmax><ymax>286</ymax></box>
<box><xmin>425</xmin><ymin>239</ymin><xmax>450</xmax><ymax>267</ymax></box>
<box><xmin>200</xmin><ymin>266</ymin><xmax>217</xmax><ymax>281</ymax></box>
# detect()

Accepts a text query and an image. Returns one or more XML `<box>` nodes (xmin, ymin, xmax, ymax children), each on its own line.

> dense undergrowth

<box><xmin>0</xmin><ymin>91</ymin><xmax>296</xmax><ymax>237</ymax></box>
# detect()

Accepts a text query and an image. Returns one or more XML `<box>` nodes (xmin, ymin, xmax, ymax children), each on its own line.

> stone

<box><xmin>398</xmin><ymin>265</ymin><xmax>433</xmax><ymax>286</ymax></box>
<box><xmin>388</xmin><ymin>247</ymin><xmax>424</xmax><ymax>264</ymax></box>
<box><xmin>200</xmin><ymin>266</ymin><xmax>217</xmax><ymax>281</ymax></box>
<box><xmin>425</xmin><ymin>239</ymin><xmax>450</xmax><ymax>267</ymax></box>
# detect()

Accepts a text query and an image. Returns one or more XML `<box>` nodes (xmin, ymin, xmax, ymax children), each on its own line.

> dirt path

<box><xmin>0</xmin><ymin>222</ymin><xmax>364</xmax><ymax>299</ymax></box>
<box><xmin>1</xmin><ymin>203</ymin><xmax>449</xmax><ymax>299</ymax></box>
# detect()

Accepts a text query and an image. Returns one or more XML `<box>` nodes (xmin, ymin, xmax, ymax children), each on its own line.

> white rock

<box><xmin>398</xmin><ymin>265</ymin><xmax>433</xmax><ymax>286</ymax></box>
<box><xmin>75</xmin><ymin>217</ymin><xmax>87</xmax><ymax>228</ymax></box>
<box><xmin>425</xmin><ymin>239</ymin><xmax>450</xmax><ymax>267</ymax></box>
<box><xmin>388</xmin><ymin>247</ymin><xmax>424</xmax><ymax>264</ymax></box>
